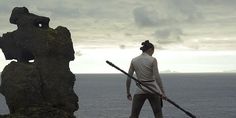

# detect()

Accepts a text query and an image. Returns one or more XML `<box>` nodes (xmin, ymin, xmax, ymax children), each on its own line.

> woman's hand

<box><xmin>127</xmin><ymin>93</ymin><xmax>132</xmax><ymax>101</ymax></box>
<box><xmin>161</xmin><ymin>94</ymin><xmax>167</xmax><ymax>100</ymax></box>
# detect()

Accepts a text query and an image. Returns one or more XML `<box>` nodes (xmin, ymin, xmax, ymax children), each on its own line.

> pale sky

<box><xmin>0</xmin><ymin>0</ymin><xmax>236</xmax><ymax>73</ymax></box>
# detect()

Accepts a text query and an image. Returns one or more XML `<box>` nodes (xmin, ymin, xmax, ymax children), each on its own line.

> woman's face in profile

<box><xmin>148</xmin><ymin>48</ymin><xmax>154</xmax><ymax>56</ymax></box>
<box><xmin>151</xmin><ymin>49</ymin><xmax>154</xmax><ymax>55</ymax></box>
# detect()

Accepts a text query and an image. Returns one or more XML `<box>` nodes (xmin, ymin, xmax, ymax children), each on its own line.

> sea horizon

<box><xmin>74</xmin><ymin>72</ymin><xmax>236</xmax><ymax>74</ymax></box>
<box><xmin>1</xmin><ymin>73</ymin><xmax>236</xmax><ymax>117</ymax></box>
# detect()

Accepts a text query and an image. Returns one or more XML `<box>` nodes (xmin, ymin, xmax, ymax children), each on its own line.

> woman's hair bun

<box><xmin>141</xmin><ymin>40</ymin><xmax>150</xmax><ymax>46</ymax></box>
<box><xmin>140</xmin><ymin>40</ymin><xmax>154</xmax><ymax>52</ymax></box>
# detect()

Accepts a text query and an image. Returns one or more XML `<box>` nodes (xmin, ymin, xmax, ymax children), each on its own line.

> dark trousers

<box><xmin>129</xmin><ymin>94</ymin><xmax>163</xmax><ymax>118</ymax></box>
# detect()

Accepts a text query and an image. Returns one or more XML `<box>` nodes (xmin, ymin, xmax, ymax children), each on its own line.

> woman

<box><xmin>126</xmin><ymin>40</ymin><xmax>166</xmax><ymax>118</ymax></box>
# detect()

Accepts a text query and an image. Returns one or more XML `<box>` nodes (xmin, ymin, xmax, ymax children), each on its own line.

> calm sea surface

<box><xmin>1</xmin><ymin>73</ymin><xmax>236</xmax><ymax>118</ymax></box>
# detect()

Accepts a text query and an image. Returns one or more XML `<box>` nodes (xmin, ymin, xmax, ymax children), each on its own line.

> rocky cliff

<box><xmin>0</xmin><ymin>7</ymin><xmax>78</xmax><ymax>118</ymax></box>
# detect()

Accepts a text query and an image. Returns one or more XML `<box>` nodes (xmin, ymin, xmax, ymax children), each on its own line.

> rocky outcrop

<box><xmin>0</xmin><ymin>7</ymin><xmax>78</xmax><ymax>118</ymax></box>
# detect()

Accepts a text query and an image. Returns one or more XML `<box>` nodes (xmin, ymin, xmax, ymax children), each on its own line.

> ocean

<box><xmin>1</xmin><ymin>73</ymin><xmax>236</xmax><ymax>118</ymax></box>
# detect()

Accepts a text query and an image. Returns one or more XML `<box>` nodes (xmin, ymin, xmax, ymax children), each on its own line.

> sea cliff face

<box><xmin>0</xmin><ymin>7</ymin><xmax>78</xmax><ymax>118</ymax></box>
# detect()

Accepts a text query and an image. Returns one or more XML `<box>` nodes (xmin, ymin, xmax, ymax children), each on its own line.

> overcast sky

<box><xmin>0</xmin><ymin>0</ymin><xmax>236</xmax><ymax>73</ymax></box>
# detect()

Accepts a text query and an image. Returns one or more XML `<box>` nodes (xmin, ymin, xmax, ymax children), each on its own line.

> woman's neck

<box><xmin>143</xmin><ymin>52</ymin><xmax>152</xmax><ymax>56</ymax></box>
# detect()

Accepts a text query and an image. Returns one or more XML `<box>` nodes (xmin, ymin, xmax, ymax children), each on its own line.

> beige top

<box><xmin>129</xmin><ymin>53</ymin><xmax>164</xmax><ymax>94</ymax></box>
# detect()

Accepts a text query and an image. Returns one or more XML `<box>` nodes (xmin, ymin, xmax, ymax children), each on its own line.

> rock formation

<box><xmin>0</xmin><ymin>7</ymin><xmax>78</xmax><ymax>118</ymax></box>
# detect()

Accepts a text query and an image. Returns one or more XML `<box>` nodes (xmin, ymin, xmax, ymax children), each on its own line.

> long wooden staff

<box><xmin>106</xmin><ymin>60</ymin><xmax>196</xmax><ymax>118</ymax></box>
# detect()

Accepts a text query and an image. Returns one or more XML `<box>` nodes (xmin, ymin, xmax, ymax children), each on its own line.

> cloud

<box><xmin>0</xmin><ymin>4</ymin><xmax>11</xmax><ymax>14</ymax></box>
<box><xmin>198</xmin><ymin>39</ymin><xmax>236</xmax><ymax>50</ymax></box>
<box><xmin>75</xmin><ymin>50</ymin><xmax>82</xmax><ymax>56</ymax></box>
<box><xmin>133</xmin><ymin>7</ymin><xmax>160</xmax><ymax>27</ymax></box>
<box><xmin>163</xmin><ymin>0</ymin><xmax>202</xmax><ymax>21</ymax></box>
<box><xmin>194</xmin><ymin>0</ymin><xmax>236</xmax><ymax>6</ymax></box>
<box><xmin>132</xmin><ymin>0</ymin><xmax>203</xmax><ymax>47</ymax></box>
<box><xmin>153</xmin><ymin>28</ymin><xmax>183</xmax><ymax>44</ymax></box>
<box><xmin>0</xmin><ymin>0</ymin><xmax>236</xmax><ymax>51</ymax></box>
<box><xmin>131</xmin><ymin>0</ymin><xmax>236</xmax><ymax>51</ymax></box>
<box><xmin>133</xmin><ymin>7</ymin><xmax>179</xmax><ymax>27</ymax></box>
<box><xmin>38</xmin><ymin>6</ymin><xmax>80</xmax><ymax>19</ymax></box>
<box><xmin>119</xmin><ymin>44</ymin><xmax>126</xmax><ymax>49</ymax></box>
<box><xmin>132</xmin><ymin>0</ymin><xmax>203</xmax><ymax>28</ymax></box>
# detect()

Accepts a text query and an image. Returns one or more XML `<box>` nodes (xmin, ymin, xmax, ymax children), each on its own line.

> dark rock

<box><xmin>0</xmin><ymin>105</ymin><xmax>75</xmax><ymax>118</ymax></box>
<box><xmin>0</xmin><ymin>61</ymin><xmax>44</xmax><ymax>113</ymax></box>
<box><xmin>0</xmin><ymin>7</ymin><xmax>78</xmax><ymax>117</ymax></box>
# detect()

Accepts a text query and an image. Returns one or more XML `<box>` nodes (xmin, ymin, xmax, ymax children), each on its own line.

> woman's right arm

<box><xmin>126</xmin><ymin>62</ymin><xmax>134</xmax><ymax>100</ymax></box>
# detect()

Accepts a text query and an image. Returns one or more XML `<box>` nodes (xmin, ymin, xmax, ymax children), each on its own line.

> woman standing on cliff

<box><xmin>126</xmin><ymin>40</ymin><xmax>166</xmax><ymax>118</ymax></box>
